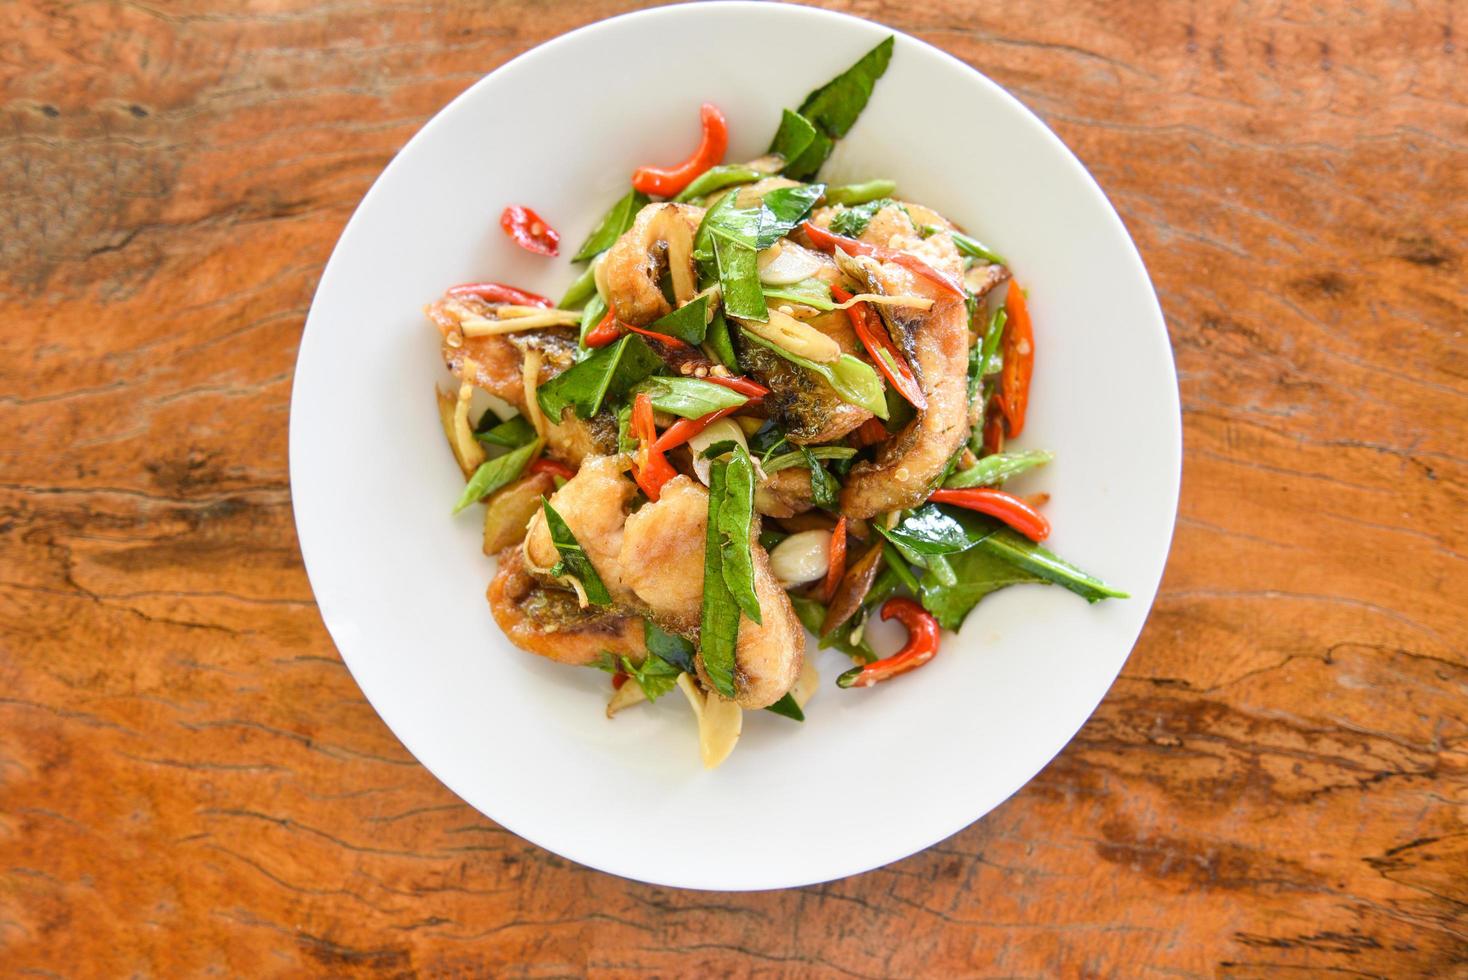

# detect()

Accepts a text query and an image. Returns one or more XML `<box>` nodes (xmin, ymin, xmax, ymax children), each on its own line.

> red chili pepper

<box><xmin>930</xmin><ymin>487</ymin><xmax>1051</xmax><ymax>542</ymax></box>
<box><xmin>632</xmin><ymin>392</ymin><xmax>677</xmax><ymax>500</ymax></box>
<box><xmin>822</xmin><ymin>516</ymin><xmax>848</xmax><ymax>603</ymax></box>
<box><xmin>625</xmin><ymin>323</ymin><xmax>691</xmax><ymax>349</ymax></box>
<box><xmin>631</xmin><ymin>103</ymin><xmax>729</xmax><ymax>198</ymax></box>
<box><xmin>584</xmin><ymin>305</ymin><xmax>623</xmax><ymax>348</ymax></box>
<box><xmin>704</xmin><ymin>375</ymin><xmax>769</xmax><ymax>398</ymax></box>
<box><xmin>831</xmin><ymin>285</ymin><xmax>927</xmax><ymax>410</ymax></box>
<box><xmin>651</xmin><ymin>406</ymin><xmax>741</xmax><ymax>454</ymax></box>
<box><xmin>837</xmin><ymin>597</ymin><xmax>940</xmax><ymax>688</ymax></box>
<box><xmin>500</xmin><ymin>205</ymin><xmax>560</xmax><ymax>256</ymax></box>
<box><xmin>529</xmin><ymin>458</ymin><xmax>577</xmax><ymax>480</ymax></box>
<box><xmin>446</xmin><ymin>282</ymin><xmax>554</xmax><ymax>308</ymax></box>
<box><xmin>851</xmin><ymin>416</ymin><xmax>889</xmax><ymax>448</ymax></box>
<box><xmin>982</xmin><ymin>409</ymin><xmax>1005</xmax><ymax>456</ymax></box>
<box><xmin>997</xmin><ymin>282</ymin><xmax>1034</xmax><ymax>438</ymax></box>
<box><xmin>611</xmin><ymin>672</ymin><xmax>628</xmax><ymax>690</ymax></box>
<box><xmin>802</xmin><ymin>221</ymin><xmax>966</xmax><ymax>300</ymax></box>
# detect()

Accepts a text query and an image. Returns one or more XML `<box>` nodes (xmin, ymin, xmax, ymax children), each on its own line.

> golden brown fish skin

<box><xmin>754</xmin><ymin>467</ymin><xmax>816</xmax><ymax>518</ymax></box>
<box><xmin>618</xmin><ymin>475</ymin><xmax>803</xmax><ymax>710</ymax></box>
<box><xmin>600</xmin><ymin>202</ymin><xmax>703</xmax><ymax>325</ymax></box>
<box><xmin>523</xmin><ymin>455</ymin><xmax>638</xmax><ymax>604</ymax></box>
<box><xmin>486</xmin><ymin>547</ymin><xmax>646</xmax><ymax>667</ymax></box>
<box><xmin>735</xmin><ymin>312</ymin><xmax>873</xmax><ymax>445</ymax></box>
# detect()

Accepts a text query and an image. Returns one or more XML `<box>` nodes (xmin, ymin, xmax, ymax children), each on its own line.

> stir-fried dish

<box><xmin>429</xmin><ymin>38</ymin><xmax>1126</xmax><ymax>768</ymax></box>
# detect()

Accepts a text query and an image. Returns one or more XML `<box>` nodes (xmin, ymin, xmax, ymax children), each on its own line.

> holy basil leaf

<box><xmin>713</xmin><ymin>231</ymin><xmax>768</xmax><ymax>321</ymax></box>
<box><xmin>754</xmin><ymin>184</ymin><xmax>826</xmax><ymax>248</ymax></box>
<box><xmin>945</xmin><ymin>450</ymin><xmax>1054</xmax><ymax>490</ymax></box>
<box><xmin>699</xmin><ymin>440</ymin><xmax>739</xmax><ymax>460</ymax></box>
<box><xmin>761</xmin><ymin>445</ymin><xmax>857</xmax><ymax>473</ymax></box>
<box><xmin>474</xmin><ymin>406</ymin><xmax>504</xmax><ymax>433</ymax></box>
<box><xmin>476</xmin><ymin>414</ymin><xmax>536</xmax><ymax>449</ymax></box>
<box><xmin>763</xmin><ymin>278</ymin><xmax>835</xmax><ymax>311</ymax></box>
<box><xmin>739</xmin><ymin>328</ymin><xmax>888</xmax><ymax>418</ymax></box>
<box><xmin>790</xmin><ymin>595</ymin><xmax>877</xmax><ymax>664</ymax></box>
<box><xmin>541</xmin><ymin>499</ymin><xmax>611</xmax><ymax>605</ymax></box>
<box><xmin>783</xmin><ymin>129</ymin><xmax>833</xmax><ymax>182</ymax></box>
<box><xmin>799</xmin><ymin>445</ymin><xmax>840</xmax><ymax>511</ymax></box>
<box><xmin>578</xmin><ymin>293</ymin><xmax>609</xmax><ymax>348</ymax></box>
<box><xmin>716</xmin><ymin>445</ymin><xmax>761</xmax><ymax>624</ymax></box>
<box><xmin>572</xmin><ymin>188</ymin><xmax>648</xmax><ymax>262</ymax></box>
<box><xmin>630</xmin><ymin>376</ymin><xmax>748</xmax><ymax>419</ymax></box>
<box><xmin>797</xmin><ymin>36</ymin><xmax>895</xmax><ymax>140</ymax></box>
<box><xmin>919</xmin><ymin>546</ymin><xmax>1046</xmax><ymax>630</ymax></box>
<box><xmin>764</xmin><ymin>692</ymin><xmax>805</xmax><ymax>722</ymax></box>
<box><xmin>881</xmin><ymin>502</ymin><xmax>991</xmax><ymax>555</ymax></box>
<box><xmin>620</xmin><ymin>651</ymin><xmax>681</xmax><ymax>701</ymax></box>
<box><xmin>616</xmin><ymin>402</ymin><xmax>636</xmax><ymax>454</ymax></box>
<box><xmin>824</xmin><ymin>180</ymin><xmax>896</xmax><ymax>207</ymax></box>
<box><xmin>649</xmin><ymin>294</ymin><xmax>709</xmax><ymax>344</ymax></box>
<box><xmin>644</xmin><ymin>619</ymin><xmax>696</xmax><ymax>673</ymax></box>
<box><xmin>536</xmin><ymin>334</ymin><xmax>661</xmax><ymax>421</ymax></box>
<box><xmin>768</xmin><ymin>108</ymin><xmax>818</xmax><ymax>165</ymax></box>
<box><xmin>829</xmin><ymin>197</ymin><xmax>896</xmax><ymax>237</ymax></box>
<box><xmin>973</xmin><ymin>525</ymin><xmax>1129</xmax><ymax>603</ymax></box>
<box><xmin>693</xmin><ymin>189</ymin><xmax>749</xmax><ymax>264</ymax></box>
<box><xmin>452</xmin><ymin>438</ymin><xmax>542</xmax><ymax>514</ymax></box>
<box><xmin>704</xmin><ymin>307</ymin><xmax>737</xmax><ymax>368</ymax></box>
<box><xmin>588</xmin><ymin>651</ymin><xmax>620</xmax><ymax>674</ymax></box>
<box><xmin>559</xmin><ymin>262</ymin><xmax>599</xmax><ymax>309</ymax></box>
<box><xmin>699</xmin><ymin>462</ymin><xmax>740</xmax><ymax>698</ymax></box>
<box><xmin>674</xmin><ymin>165</ymin><xmax>763</xmax><ymax>204</ymax></box>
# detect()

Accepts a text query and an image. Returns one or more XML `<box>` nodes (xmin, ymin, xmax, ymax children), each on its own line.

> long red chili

<box><xmin>822</xmin><ymin>516</ymin><xmax>848</xmax><ymax>603</ymax></box>
<box><xmin>500</xmin><ymin>205</ymin><xmax>560</xmax><ymax>256</ymax></box>
<box><xmin>631</xmin><ymin>103</ymin><xmax>729</xmax><ymax>198</ymax></box>
<box><xmin>529</xmin><ymin>458</ymin><xmax>577</xmax><ymax>481</ymax></box>
<box><xmin>831</xmin><ymin>285</ymin><xmax>927</xmax><ymax>410</ymax></box>
<box><xmin>631</xmin><ymin>392</ymin><xmax>677</xmax><ymax>500</ymax></box>
<box><xmin>802</xmin><ymin>221</ymin><xmax>966</xmax><ymax>300</ymax></box>
<box><xmin>836</xmin><ymin>597</ymin><xmax>940</xmax><ymax>688</ymax></box>
<box><xmin>651</xmin><ymin>406</ymin><xmax>741</xmax><ymax>453</ymax></box>
<box><xmin>584</xmin><ymin>305</ymin><xmax>622</xmax><ymax>348</ymax></box>
<box><xmin>704</xmin><ymin>375</ymin><xmax>769</xmax><ymax>398</ymax></box>
<box><xmin>447</xmin><ymin>282</ymin><xmax>554</xmax><ymax>308</ymax></box>
<box><xmin>997</xmin><ymin>282</ymin><xmax>1034</xmax><ymax>437</ymax></box>
<box><xmin>930</xmin><ymin>487</ymin><xmax>1051</xmax><ymax>542</ymax></box>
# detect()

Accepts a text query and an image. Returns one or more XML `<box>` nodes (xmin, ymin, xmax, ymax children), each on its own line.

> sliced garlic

<box><xmin>735</xmin><ymin>309</ymin><xmax>840</xmax><ymax>363</ymax></box>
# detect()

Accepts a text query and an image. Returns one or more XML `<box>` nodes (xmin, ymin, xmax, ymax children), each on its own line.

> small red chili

<box><xmin>997</xmin><ymin>282</ymin><xmax>1034</xmax><ymax>438</ymax></box>
<box><xmin>631</xmin><ymin>103</ymin><xmax>729</xmax><ymax>198</ymax></box>
<box><xmin>584</xmin><ymin>305</ymin><xmax>623</xmax><ymax>348</ymax></box>
<box><xmin>625</xmin><ymin>323</ymin><xmax>691</xmax><ymax>349</ymax></box>
<box><xmin>651</xmin><ymin>405</ymin><xmax>741</xmax><ymax>454</ymax></box>
<box><xmin>831</xmin><ymin>285</ymin><xmax>926</xmax><ymax>410</ymax></box>
<box><xmin>802</xmin><ymin>221</ymin><xmax>966</xmax><ymax>300</ymax></box>
<box><xmin>704</xmin><ymin>375</ymin><xmax>769</xmax><ymax>398</ymax></box>
<box><xmin>822</xmin><ymin>516</ymin><xmax>848</xmax><ymax>604</ymax></box>
<box><xmin>837</xmin><ymin>597</ymin><xmax>940</xmax><ymax>688</ymax></box>
<box><xmin>446</xmin><ymin>282</ymin><xmax>553</xmax><ymax>308</ymax></box>
<box><xmin>631</xmin><ymin>392</ymin><xmax>677</xmax><ymax>500</ymax></box>
<box><xmin>930</xmin><ymin>487</ymin><xmax>1051</xmax><ymax>542</ymax></box>
<box><xmin>500</xmin><ymin>205</ymin><xmax>560</xmax><ymax>256</ymax></box>
<box><xmin>982</xmin><ymin>409</ymin><xmax>1005</xmax><ymax>456</ymax></box>
<box><xmin>612</xmin><ymin>672</ymin><xmax>629</xmax><ymax>690</ymax></box>
<box><xmin>529</xmin><ymin>458</ymin><xmax>577</xmax><ymax>481</ymax></box>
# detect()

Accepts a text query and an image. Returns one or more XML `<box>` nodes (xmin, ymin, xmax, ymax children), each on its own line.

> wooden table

<box><xmin>4</xmin><ymin>0</ymin><xmax>1464</xmax><ymax>974</ymax></box>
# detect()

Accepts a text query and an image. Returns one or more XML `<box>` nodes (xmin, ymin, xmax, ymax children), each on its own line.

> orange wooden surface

<box><xmin>3</xmin><ymin>0</ymin><xmax>1465</xmax><ymax>975</ymax></box>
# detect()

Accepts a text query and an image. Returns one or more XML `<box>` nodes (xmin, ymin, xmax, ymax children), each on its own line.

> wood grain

<box><xmin>2</xmin><ymin>0</ymin><xmax>1465</xmax><ymax>974</ymax></box>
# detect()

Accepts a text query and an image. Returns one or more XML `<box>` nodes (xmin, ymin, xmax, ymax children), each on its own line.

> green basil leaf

<box><xmin>704</xmin><ymin>307</ymin><xmax>738</xmax><ymax>369</ymax></box>
<box><xmin>974</xmin><ymin>526</ymin><xmax>1129</xmax><ymax>603</ymax></box>
<box><xmin>754</xmin><ymin>183</ymin><xmax>826</xmax><ymax>248</ymax></box>
<box><xmin>945</xmin><ymin>450</ymin><xmax>1054</xmax><ymax>490</ymax></box>
<box><xmin>880</xmin><ymin>502</ymin><xmax>992</xmax><ymax>555</ymax></box>
<box><xmin>630</xmin><ymin>376</ymin><xmax>748</xmax><ymax>419</ymax></box>
<box><xmin>615</xmin><ymin>402</ymin><xmax>635</xmax><ymax>454</ymax></box>
<box><xmin>919</xmin><ymin>546</ymin><xmax>1046</xmax><ymax>630</ymax></box>
<box><xmin>713</xmin><ymin>231</ymin><xmax>768</xmax><ymax>321</ymax></box>
<box><xmin>739</xmin><ymin>327</ymin><xmax>888</xmax><ymax>418</ymax></box>
<box><xmin>716</xmin><ymin>445</ymin><xmax>762</xmax><ymax>624</ymax></box>
<box><xmin>790</xmin><ymin>595</ymin><xmax>877</xmax><ymax>664</ymax></box>
<box><xmin>572</xmin><ymin>188</ymin><xmax>648</xmax><ymax>262</ymax></box>
<box><xmin>578</xmin><ymin>293</ymin><xmax>609</xmax><ymax>348</ymax></box>
<box><xmin>692</xmin><ymin>188</ymin><xmax>750</xmax><ymax>264</ymax></box>
<box><xmin>824</xmin><ymin>180</ymin><xmax>897</xmax><ymax>207</ymax></box>
<box><xmin>699</xmin><ymin>440</ymin><xmax>739</xmax><ymax>460</ymax></box>
<box><xmin>761</xmin><ymin>445</ymin><xmax>856</xmax><ymax>473</ymax></box>
<box><xmin>644</xmin><ymin>619</ymin><xmax>696</xmax><ymax>674</ymax></box>
<box><xmin>699</xmin><ymin>461</ymin><xmax>740</xmax><ymax>698</ymax></box>
<box><xmin>764</xmin><ymin>692</ymin><xmax>805</xmax><ymax>721</ymax></box>
<box><xmin>762</xmin><ymin>278</ymin><xmax>835</xmax><ymax>311</ymax></box>
<box><xmin>768</xmin><ymin>108</ymin><xmax>818</xmax><ymax>165</ymax></box>
<box><xmin>541</xmin><ymin>499</ymin><xmax>612</xmax><ymax>605</ymax></box>
<box><xmin>452</xmin><ymin>438</ymin><xmax>542</xmax><ymax>514</ymax></box>
<box><xmin>588</xmin><ymin>651</ymin><xmax>621</xmax><ymax>674</ymax></box>
<box><xmin>475</xmin><ymin>414</ymin><xmax>537</xmax><ymax>449</ymax></box>
<box><xmin>782</xmin><ymin>129</ymin><xmax>833</xmax><ymax>182</ymax></box>
<box><xmin>474</xmin><ymin>406</ymin><xmax>504</xmax><ymax>433</ymax></box>
<box><xmin>648</xmin><ymin>294</ymin><xmax>709</xmax><ymax>344</ymax></box>
<box><xmin>968</xmin><ymin>307</ymin><xmax>1006</xmax><ymax>452</ymax></box>
<box><xmin>537</xmin><ymin>333</ymin><xmax>662</xmax><ymax>421</ymax></box>
<box><xmin>799</xmin><ymin>445</ymin><xmax>840</xmax><ymax>511</ymax></box>
<box><xmin>559</xmin><ymin>262</ymin><xmax>599</xmax><ymax>309</ymax></box>
<box><xmin>620</xmin><ymin>651</ymin><xmax>682</xmax><ymax>701</ymax></box>
<box><xmin>796</xmin><ymin>36</ymin><xmax>895</xmax><ymax>140</ymax></box>
<box><xmin>829</xmin><ymin>198</ymin><xmax>895</xmax><ymax>237</ymax></box>
<box><xmin>674</xmin><ymin>165</ymin><xmax>763</xmax><ymax>204</ymax></box>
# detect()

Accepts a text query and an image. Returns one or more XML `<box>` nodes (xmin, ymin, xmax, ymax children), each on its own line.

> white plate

<box><xmin>290</xmin><ymin>2</ymin><xmax>1180</xmax><ymax>891</ymax></box>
